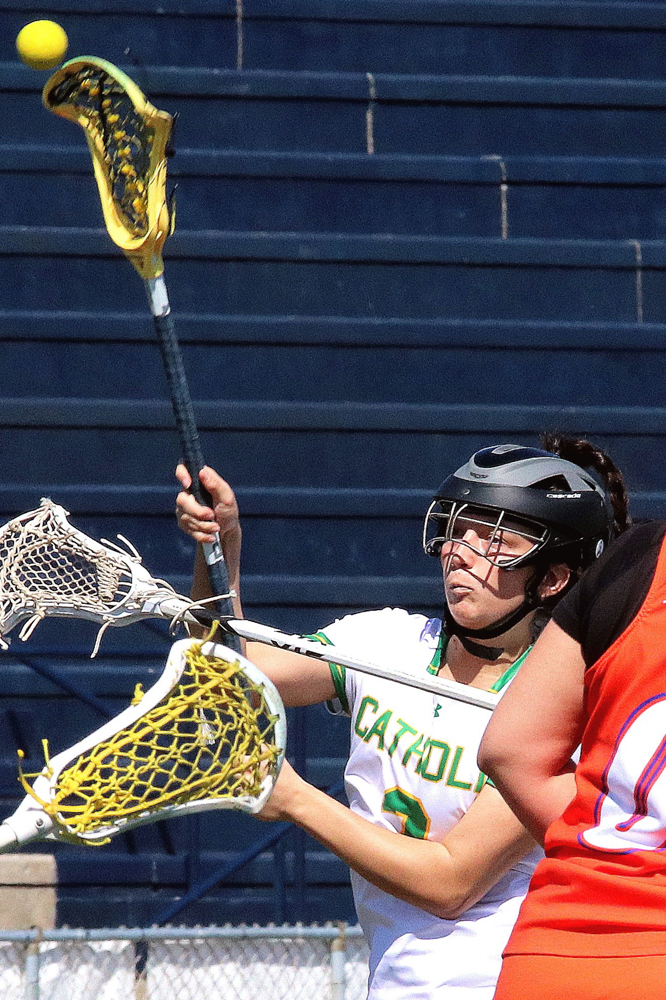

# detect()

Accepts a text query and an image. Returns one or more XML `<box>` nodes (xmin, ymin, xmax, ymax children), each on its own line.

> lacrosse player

<box><xmin>479</xmin><ymin>519</ymin><xmax>666</xmax><ymax>999</ymax></box>
<box><xmin>176</xmin><ymin>436</ymin><xmax>629</xmax><ymax>999</ymax></box>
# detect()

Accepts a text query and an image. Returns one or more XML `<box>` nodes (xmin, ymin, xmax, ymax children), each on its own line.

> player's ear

<box><xmin>537</xmin><ymin>563</ymin><xmax>571</xmax><ymax>600</ymax></box>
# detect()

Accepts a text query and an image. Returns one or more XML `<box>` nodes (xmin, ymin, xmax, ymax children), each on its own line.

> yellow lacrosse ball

<box><xmin>16</xmin><ymin>20</ymin><xmax>68</xmax><ymax>70</ymax></box>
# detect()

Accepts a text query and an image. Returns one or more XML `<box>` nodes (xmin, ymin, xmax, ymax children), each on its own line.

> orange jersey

<box><xmin>495</xmin><ymin>954</ymin><xmax>666</xmax><ymax>1000</ymax></box>
<box><xmin>506</xmin><ymin>531</ymin><xmax>666</xmax><ymax>957</ymax></box>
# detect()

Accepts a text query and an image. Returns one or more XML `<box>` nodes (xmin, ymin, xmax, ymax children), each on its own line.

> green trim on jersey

<box><xmin>307</xmin><ymin>630</ymin><xmax>351</xmax><ymax>717</ymax></box>
<box><xmin>426</xmin><ymin>631</ymin><xmax>446</xmax><ymax>675</ymax></box>
<box><xmin>426</xmin><ymin>625</ymin><xmax>532</xmax><ymax>693</ymax></box>
<box><xmin>428</xmin><ymin>626</ymin><xmax>533</xmax><ymax>789</ymax></box>
<box><xmin>490</xmin><ymin>645</ymin><xmax>533</xmax><ymax>693</ymax></box>
<box><xmin>317</xmin><ymin>616</ymin><xmax>532</xmax><ymax>736</ymax></box>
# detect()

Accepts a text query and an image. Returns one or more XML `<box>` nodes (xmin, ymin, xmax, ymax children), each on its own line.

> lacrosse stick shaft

<box><xmin>41</xmin><ymin>61</ymin><xmax>238</xmax><ymax>648</ymax></box>
<box><xmin>0</xmin><ymin>498</ymin><xmax>492</xmax><ymax>709</ymax></box>
<box><xmin>223</xmin><ymin>618</ymin><xmax>498</xmax><ymax>711</ymax></box>
<box><xmin>153</xmin><ymin>599</ymin><xmax>498</xmax><ymax>711</ymax></box>
<box><xmin>0</xmin><ymin>827</ymin><xmax>17</xmax><ymax>851</ymax></box>
<box><xmin>146</xmin><ymin>277</ymin><xmax>240</xmax><ymax>651</ymax></box>
<box><xmin>0</xmin><ymin>807</ymin><xmax>51</xmax><ymax>851</ymax></box>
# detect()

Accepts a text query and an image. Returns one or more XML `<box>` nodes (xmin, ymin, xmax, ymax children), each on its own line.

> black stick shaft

<box><xmin>146</xmin><ymin>276</ymin><xmax>241</xmax><ymax>651</ymax></box>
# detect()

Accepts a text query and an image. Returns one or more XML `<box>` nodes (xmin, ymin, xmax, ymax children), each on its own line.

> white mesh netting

<box><xmin>0</xmin><ymin>500</ymin><xmax>133</xmax><ymax>641</ymax></box>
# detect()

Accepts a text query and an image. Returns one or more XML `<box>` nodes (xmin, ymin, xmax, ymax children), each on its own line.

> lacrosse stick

<box><xmin>41</xmin><ymin>57</ymin><xmax>239</xmax><ymax>650</ymax></box>
<box><xmin>0</xmin><ymin>500</ymin><xmax>498</xmax><ymax>711</ymax></box>
<box><xmin>0</xmin><ymin>637</ymin><xmax>286</xmax><ymax>851</ymax></box>
<box><xmin>0</xmin><ymin>498</ymin><xmax>187</xmax><ymax>657</ymax></box>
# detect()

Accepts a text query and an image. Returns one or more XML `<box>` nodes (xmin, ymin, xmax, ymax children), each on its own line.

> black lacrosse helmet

<box><xmin>423</xmin><ymin>444</ymin><xmax>615</xmax><ymax>573</ymax></box>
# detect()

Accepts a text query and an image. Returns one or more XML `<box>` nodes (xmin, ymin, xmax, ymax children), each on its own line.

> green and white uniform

<box><xmin>316</xmin><ymin>607</ymin><xmax>543</xmax><ymax>1000</ymax></box>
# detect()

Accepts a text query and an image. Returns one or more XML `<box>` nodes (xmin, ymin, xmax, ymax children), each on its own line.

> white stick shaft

<box><xmin>226</xmin><ymin>619</ymin><xmax>498</xmax><ymax>711</ymax></box>
<box><xmin>0</xmin><ymin>805</ymin><xmax>52</xmax><ymax>853</ymax></box>
<box><xmin>154</xmin><ymin>598</ymin><xmax>498</xmax><ymax>711</ymax></box>
<box><xmin>0</xmin><ymin>825</ymin><xmax>17</xmax><ymax>852</ymax></box>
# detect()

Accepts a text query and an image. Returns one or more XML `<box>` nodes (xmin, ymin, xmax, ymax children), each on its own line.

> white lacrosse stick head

<box><xmin>0</xmin><ymin>499</ymin><xmax>181</xmax><ymax>651</ymax></box>
<box><xmin>0</xmin><ymin>638</ymin><xmax>287</xmax><ymax>850</ymax></box>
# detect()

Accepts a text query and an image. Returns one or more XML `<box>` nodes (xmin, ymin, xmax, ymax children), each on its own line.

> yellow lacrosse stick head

<box><xmin>42</xmin><ymin>56</ymin><xmax>174</xmax><ymax>280</ymax></box>
<box><xmin>16</xmin><ymin>639</ymin><xmax>285</xmax><ymax>845</ymax></box>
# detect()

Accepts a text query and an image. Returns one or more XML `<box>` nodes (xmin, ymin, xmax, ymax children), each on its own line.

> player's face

<box><xmin>440</xmin><ymin>518</ymin><xmax>535</xmax><ymax>630</ymax></box>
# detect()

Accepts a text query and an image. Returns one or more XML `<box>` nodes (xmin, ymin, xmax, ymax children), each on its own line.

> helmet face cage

<box><xmin>423</xmin><ymin>499</ymin><xmax>551</xmax><ymax>570</ymax></box>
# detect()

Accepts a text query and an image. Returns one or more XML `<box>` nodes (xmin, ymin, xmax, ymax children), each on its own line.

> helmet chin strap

<box><xmin>443</xmin><ymin>569</ymin><xmax>543</xmax><ymax>661</ymax></box>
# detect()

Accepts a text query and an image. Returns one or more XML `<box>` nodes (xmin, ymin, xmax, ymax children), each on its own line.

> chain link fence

<box><xmin>0</xmin><ymin>925</ymin><xmax>369</xmax><ymax>1000</ymax></box>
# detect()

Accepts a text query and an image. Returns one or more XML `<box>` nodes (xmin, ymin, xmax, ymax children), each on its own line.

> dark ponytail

<box><xmin>527</xmin><ymin>434</ymin><xmax>631</xmax><ymax>641</ymax></box>
<box><xmin>540</xmin><ymin>433</ymin><xmax>631</xmax><ymax>539</ymax></box>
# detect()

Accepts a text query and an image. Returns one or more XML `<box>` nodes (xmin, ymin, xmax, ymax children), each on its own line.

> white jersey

<box><xmin>316</xmin><ymin>607</ymin><xmax>543</xmax><ymax>1000</ymax></box>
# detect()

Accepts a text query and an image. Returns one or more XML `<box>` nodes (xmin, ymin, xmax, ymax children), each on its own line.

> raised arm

<box><xmin>175</xmin><ymin>463</ymin><xmax>242</xmax><ymax>613</ymax></box>
<box><xmin>175</xmin><ymin>464</ymin><xmax>336</xmax><ymax>707</ymax></box>
<box><xmin>477</xmin><ymin>619</ymin><xmax>586</xmax><ymax>844</ymax></box>
<box><xmin>259</xmin><ymin>761</ymin><xmax>535</xmax><ymax>920</ymax></box>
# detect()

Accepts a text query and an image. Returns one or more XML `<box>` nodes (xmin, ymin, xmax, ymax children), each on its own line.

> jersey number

<box><xmin>382</xmin><ymin>787</ymin><xmax>431</xmax><ymax>839</ymax></box>
<box><xmin>583</xmin><ymin>694</ymin><xmax>666</xmax><ymax>852</ymax></box>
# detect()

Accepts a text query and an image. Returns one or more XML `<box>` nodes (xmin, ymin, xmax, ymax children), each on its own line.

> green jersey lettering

<box><xmin>364</xmin><ymin>709</ymin><xmax>393</xmax><ymax>750</ymax></box>
<box><xmin>402</xmin><ymin>734</ymin><xmax>426</xmax><ymax>768</ymax></box>
<box><xmin>354</xmin><ymin>696</ymin><xmax>379</xmax><ymax>739</ymax></box>
<box><xmin>446</xmin><ymin>746</ymin><xmax>472</xmax><ymax>790</ymax></box>
<box><xmin>417</xmin><ymin>739</ymin><xmax>450</xmax><ymax>782</ymax></box>
<box><xmin>474</xmin><ymin>771</ymin><xmax>489</xmax><ymax>793</ymax></box>
<box><xmin>387</xmin><ymin>719</ymin><xmax>418</xmax><ymax>757</ymax></box>
<box><xmin>382</xmin><ymin>787</ymin><xmax>431</xmax><ymax>839</ymax></box>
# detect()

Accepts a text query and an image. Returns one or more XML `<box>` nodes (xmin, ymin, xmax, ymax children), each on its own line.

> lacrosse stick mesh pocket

<box><xmin>43</xmin><ymin>57</ymin><xmax>173</xmax><ymax>278</ymax></box>
<box><xmin>22</xmin><ymin>643</ymin><xmax>281</xmax><ymax>842</ymax></box>
<box><xmin>0</xmin><ymin>501</ymin><xmax>133</xmax><ymax>639</ymax></box>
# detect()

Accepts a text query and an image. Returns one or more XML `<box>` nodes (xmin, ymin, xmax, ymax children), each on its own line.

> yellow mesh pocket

<box><xmin>22</xmin><ymin>643</ymin><xmax>281</xmax><ymax>842</ymax></box>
